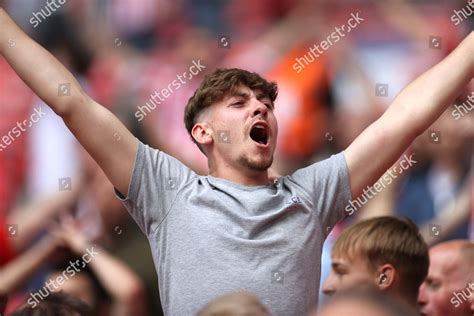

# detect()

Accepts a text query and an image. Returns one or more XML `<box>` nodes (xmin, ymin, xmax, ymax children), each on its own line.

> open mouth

<box><xmin>249</xmin><ymin>122</ymin><xmax>269</xmax><ymax>146</ymax></box>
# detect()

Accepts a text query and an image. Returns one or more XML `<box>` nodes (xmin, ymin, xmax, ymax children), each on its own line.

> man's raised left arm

<box><xmin>345</xmin><ymin>32</ymin><xmax>473</xmax><ymax>198</ymax></box>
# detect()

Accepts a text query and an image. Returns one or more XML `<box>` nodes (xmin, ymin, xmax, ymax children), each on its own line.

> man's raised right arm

<box><xmin>0</xmin><ymin>9</ymin><xmax>137</xmax><ymax>195</ymax></box>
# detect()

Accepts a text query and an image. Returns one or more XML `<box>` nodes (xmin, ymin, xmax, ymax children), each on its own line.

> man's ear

<box><xmin>192</xmin><ymin>122</ymin><xmax>213</xmax><ymax>148</ymax></box>
<box><xmin>376</xmin><ymin>264</ymin><xmax>396</xmax><ymax>290</ymax></box>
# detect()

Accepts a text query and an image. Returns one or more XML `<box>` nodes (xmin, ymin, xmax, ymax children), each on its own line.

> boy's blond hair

<box><xmin>332</xmin><ymin>216</ymin><xmax>429</xmax><ymax>299</ymax></box>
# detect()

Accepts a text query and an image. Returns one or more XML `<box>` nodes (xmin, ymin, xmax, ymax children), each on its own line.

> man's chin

<box><xmin>247</xmin><ymin>161</ymin><xmax>273</xmax><ymax>172</ymax></box>
<box><xmin>238</xmin><ymin>155</ymin><xmax>273</xmax><ymax>172</ymax></box>
<box><xmin>419</xmin><ymin>309</ymin><xmax>429</xmax><ymax>316</ymax></box>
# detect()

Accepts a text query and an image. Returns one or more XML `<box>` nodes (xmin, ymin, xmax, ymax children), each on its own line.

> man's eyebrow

<box><xmin>228</xmin><ymin>91</ymin><xmax>250</xmax><ymax>99</ymax></box>
<box><xmin>256</xmin><ymin>92</ymin><xmax>271</xmax><ymax>102</ymax></box>
<box><xmin>227</xmin><ymin>90</ymin><xmax>273</xmax><ymax>106</ymax></box>
<box><xmin>425</xmin><ymin>276</ymin><xmax>440</xmax><ymax>284</ymax></box>
<box><xmin>255</xmin><ymin>92</ymin><xmax>274</xmax><ymax>108</ymax></box>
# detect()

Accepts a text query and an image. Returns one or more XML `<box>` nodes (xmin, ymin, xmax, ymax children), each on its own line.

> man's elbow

<box><xmin>55</xmin><ymin>97</ymin><xmax>88</xmax><ymax>120</ymax></box>
<box><xmin>51</xmin><ymin>86</ymin><xmax>89</xmax><ymax>118</ymax></box>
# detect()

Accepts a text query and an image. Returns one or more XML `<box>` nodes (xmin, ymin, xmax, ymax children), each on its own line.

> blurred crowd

<box><xmin>0</xmin><ymin>0</ymin><xmax>472</xmax><ymax>315</ymax></box>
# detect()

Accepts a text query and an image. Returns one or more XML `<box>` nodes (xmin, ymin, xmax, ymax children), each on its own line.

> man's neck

<box><xmin>390</xmin><ymin>289</ymin><xmax>418</xmax><ymax>312</ymax></box>
<box><xmin>209</xmin><ymin>165</ymin><xmax>270</xmax><ymax>187</ymax></box>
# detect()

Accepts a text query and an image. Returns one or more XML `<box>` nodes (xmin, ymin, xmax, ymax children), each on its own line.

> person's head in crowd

<box><xmin>184</xmin><ymin>69</ymin><xmax>278</xmax><ymax>177</ymax></box>
<box><xmin>316</xmin><ymin>287</ymin><xmax>418</xmax><ymax>316</ymax></box>
<box><xmin>322</xmin><ymin>216</ymin><xmax>429</xmax><ymax>307</ymax></box>
<box><xmin>11</xmin><ymin>291</ymin><xmax>90</xmax><ymax>316</ymax></box>
<box><xmin>44</xmin><ymin>261</ymin><xmax>108</xmax><ymax>315</ymax></box>
<box><xmin>197</xmin><ymin>291</ymin><xmax>271</xmax><ymax>316</ymax></box>
<box><xmin>418</xmin><ymin>240</ymin><xmax>473</xmax><ymax>316</ymax></box>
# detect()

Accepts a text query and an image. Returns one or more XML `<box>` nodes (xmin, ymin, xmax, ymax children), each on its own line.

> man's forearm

<box><xmin>0</xmin><ymin>8</ymin><xmax>84</xmax><ymax>116</ymax></box>
<box><xmin>384</xmin><ymin>32</ymin><xmax>473</xmax><ymax>137</ymax></box>
<box><xmin>345</xmin><ymin>32</ymin><xmax>473</xmax><ymax>197</ymax></box>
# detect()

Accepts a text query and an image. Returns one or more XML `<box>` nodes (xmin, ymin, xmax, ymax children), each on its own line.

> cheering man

<box><xmin>0</xmin><ymin>8</ymin><xmax>472</xmax><ymax>315</ymax></box>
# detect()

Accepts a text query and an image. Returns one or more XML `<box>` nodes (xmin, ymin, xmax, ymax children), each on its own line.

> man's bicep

<box><xmin>62</xmin><ymin>97</ymin><xmax>138</xmax><ymax>195</ymax></box>
<box><xmin>344</xmin><ymin>114</ymin><xmax>413</xmax><ymax>198</ymax></box>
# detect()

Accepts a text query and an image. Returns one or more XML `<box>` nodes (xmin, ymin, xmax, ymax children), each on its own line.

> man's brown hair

<box><xmin>332</xmin><ymin>216</ymin><xmax>429</xmax><ymax>300</ymax></box>
<box><xmin>184</xmin><ymin>68</ymin><xmax>278</xmax><ymax>154</ymax></box>
<box><xmin>197</xmin><ymin>291</ymin><xmax>271</xmax><ymax>316</ymax></box>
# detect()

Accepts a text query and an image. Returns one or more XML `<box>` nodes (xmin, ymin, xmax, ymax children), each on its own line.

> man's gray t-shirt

<box><xmin>117</xmin><ymin>140</ymin><xmax>352</xmax><ymax>316</ymax></box>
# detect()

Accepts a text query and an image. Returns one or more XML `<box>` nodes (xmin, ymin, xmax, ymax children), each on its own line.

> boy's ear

<box><xmin>192</xmin><ymin>122</ymin><xmax>213</xmax><ymax>147</ymax></box>
<box><xmin>376</xmin><ymin>264</ymin><xmax>396</xmax><ymax>290</ymax></box>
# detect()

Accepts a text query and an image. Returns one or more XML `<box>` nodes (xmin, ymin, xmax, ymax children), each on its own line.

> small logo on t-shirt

<box><xmin>287</xmin><ymin>196</ymin><xmax>303</xmax><ymax>205</ymax></box>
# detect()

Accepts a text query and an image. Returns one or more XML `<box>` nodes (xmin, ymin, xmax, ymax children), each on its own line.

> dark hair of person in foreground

<box><xmin>10</xmin><ymin>291</ymin><xmax>91</xmax><ymax>316</ymax></box>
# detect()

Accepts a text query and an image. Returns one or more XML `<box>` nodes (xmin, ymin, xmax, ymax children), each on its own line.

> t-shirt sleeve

<box><xmin>115</xmin><ymin>140</ymin><xmax>197</xmax><ymax>236</ymax></box>
<box><xmin>288</xmin><ymin>151</ymin><xmax>352</xmax><ymax>235</ymax></box>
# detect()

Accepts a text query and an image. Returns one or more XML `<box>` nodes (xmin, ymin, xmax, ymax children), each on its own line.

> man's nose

<box><xmin>251</xmin><ymin>100</ymin><xmax>268</xmax><ymax>118</ymax></box>
<box><xmin>322</xmin><ymin>278</ymin><xmax>336</xmax><ymax>296</ymax></box>
<box><xmin>417</xmin><ymin>284</ymin><xmax>427</xmax><ymax>306</ymax></box>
